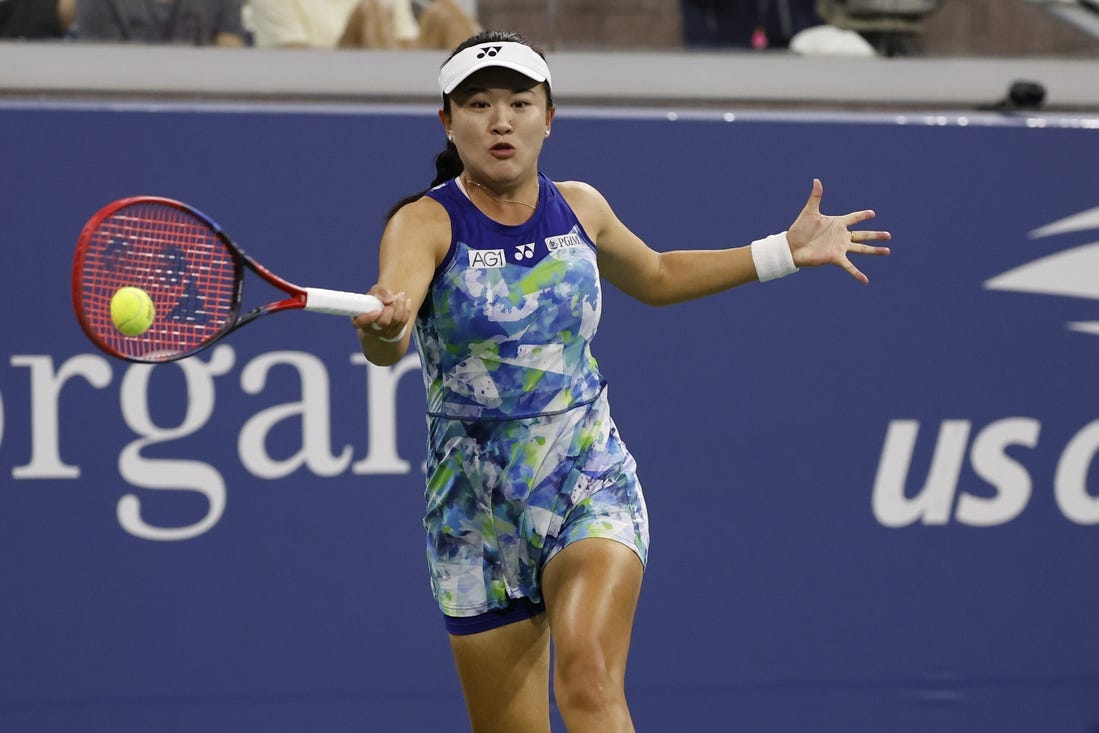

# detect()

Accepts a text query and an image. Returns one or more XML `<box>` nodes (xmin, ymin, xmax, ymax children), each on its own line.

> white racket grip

<box><xmin>303</xmin><ymin>288</ymin><xmax>382</xmax><ymax>317</ymax></box>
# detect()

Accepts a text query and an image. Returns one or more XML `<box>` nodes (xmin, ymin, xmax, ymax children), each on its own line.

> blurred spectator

<box><xmin>248</xmin><ymin>0</ymin><xmax>405</xmax><ymax>48</ymax></box>
<box><xmin>335</xmin><ymin>0</ymin><xmax>411</xmax><ymax>48</ymax></box>
<box><xmin>815</xmin><ymin>0</ymin><xmax>943</xmax><ymax>56</ymax></box>
<box><xmin>406</xmin><ymin>0</ymin><xmax>479</xmax><ymax>50</ymax></box>
<box><xmin>248</xmin><ymin>0</ymin><xmax>478</xmax><ymax>50</ymax></box>
<box><xmin>681</xmin><ymin>0</ymin><xmax>822</xmax><ymax>49</ymax></box>
<box><xmin>75</xmin><ymin>0</ymin><xmax>246</xmax><ymax>46</ymax></box>
<box><xmin>1</xmin><ymin>0</ymin><xmax>75</xmax><ymax>38</ymax></box>
<box><xmin>338</xmin><ymin>0</ymin><xmax>479</xmax><ymax>49</ymax></box>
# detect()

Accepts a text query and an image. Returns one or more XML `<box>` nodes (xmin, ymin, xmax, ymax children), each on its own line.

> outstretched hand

<box><xmin>787</xmin><ymin>178</ymin><xmax>891</xmax><ymax>285</ymax></box>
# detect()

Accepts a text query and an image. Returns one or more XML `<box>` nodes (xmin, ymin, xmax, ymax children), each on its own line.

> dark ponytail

<box><xmin>385</xmin><ymin>30</ymin><xmax>552</xmax><ymax>221</ymax></box>
<box><xmin>385</xmin><ymin>140</ymin><xmax>464</xmax><ymax>220</ymax></box>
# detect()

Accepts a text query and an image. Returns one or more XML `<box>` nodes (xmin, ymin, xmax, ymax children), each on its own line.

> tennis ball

<box><xmin>110</xmin><ymin>287</ymin><xmax>155</xmax><ymax>337</ymax></box>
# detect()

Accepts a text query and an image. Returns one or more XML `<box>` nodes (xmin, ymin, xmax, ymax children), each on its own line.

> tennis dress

<box><xmin>416</xmin><ymin>173</ymin><xmax>649</xmax><ymax>618</ymax></box>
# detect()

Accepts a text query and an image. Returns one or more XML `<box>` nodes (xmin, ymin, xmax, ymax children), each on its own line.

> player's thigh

<box><xmin>448</xmin><ymin>614</ymin><xmax>553</xmax><ymax>733</ymax></box>
<box><xmin>542</xmin><ymin>537</ymin><xmax>644</xmax><ymax>673</ymax></box>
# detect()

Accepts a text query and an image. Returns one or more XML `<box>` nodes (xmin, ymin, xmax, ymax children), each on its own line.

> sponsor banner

<box><xmin>1</xmin><ymin>102</ymin><xmax>1097</xmax><ymax>731</ymax></box>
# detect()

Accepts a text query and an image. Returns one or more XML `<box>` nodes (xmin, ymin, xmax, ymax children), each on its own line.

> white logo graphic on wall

<box><xmin>984</xmin><ymin>204</ymin><xmax>1099</xmax><ymax>335</ymax></box>
<box><xmin>872</xmin><ymin>204</ymin><xmax>1099</xmax><ymax>529</ymax></box>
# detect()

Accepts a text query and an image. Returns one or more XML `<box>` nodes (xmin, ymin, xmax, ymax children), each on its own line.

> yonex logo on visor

<box><xmin>438</xmin><ymin>42</ymin><xmax>552</xmax><ymax>95</ymax></box>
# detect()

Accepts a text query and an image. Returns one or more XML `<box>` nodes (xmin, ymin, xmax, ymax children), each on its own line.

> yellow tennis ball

<box><xmin>110</xmin><ymin>287</ymin><xmax>155</xmax><ymax>337</ymax></box>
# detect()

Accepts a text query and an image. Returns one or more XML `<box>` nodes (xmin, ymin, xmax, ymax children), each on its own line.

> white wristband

<box><xmin>372</xmin><ymin>323</ymin><xmax>407</xmax><ymax>343</ymax></box>
<box><xmin>750</xmin><ymin>231</ymin><xmax>798</xmax><ymax>282</ymax></box>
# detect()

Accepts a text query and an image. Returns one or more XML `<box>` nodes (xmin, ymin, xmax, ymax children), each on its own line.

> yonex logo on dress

<box><xmin>514</xmin><ymin>243</ymin><xmax>535</xmax><ymax>261</ymax></box>
<box><xmin>546</xmin><ymin>232</ymin><xmax>584</xmax><ymax>251</ymax></box>
<box><xmin>468</xmin><ymin>249</ymin><xmax>506</xmax><ymax>268</ymax></box>
<box><xmin>477</xmin><ymin>45</ymin><xmax>502</xmax><ymax>58</ymax></box>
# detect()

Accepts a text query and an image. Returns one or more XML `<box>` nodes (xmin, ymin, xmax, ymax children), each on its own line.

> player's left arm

<box><xmin>560</xmin><ymin>180</ymin><xmax>762</xmax><ymax>306</ymax></box>
<box><xmin>559</xmin><ymin>178</ymin><xmax>891</xmax><ymax>305</ymax></box>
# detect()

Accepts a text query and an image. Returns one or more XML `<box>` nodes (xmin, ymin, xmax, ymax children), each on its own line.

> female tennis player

<box><xmin>353</xmin><ymin>30</ymin><xmax>890</xmax><ymax>733</ymax></box>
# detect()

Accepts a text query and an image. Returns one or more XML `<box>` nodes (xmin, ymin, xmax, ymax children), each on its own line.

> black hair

<box><xmin>385</xmin><ymin>30</ymin><xmax>553</xmax><ymax>221</ymax></box>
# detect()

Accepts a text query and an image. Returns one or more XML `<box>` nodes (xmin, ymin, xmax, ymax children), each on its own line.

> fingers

<box><xmin>852</xmin><ymin>243</ymin><xmax>892</xmax><ymax>257</ymax></box>
<box><xmin>806</xmin><ymin>178</ymin><xmax>882</xmax><ymax>229</ymax></box>
<box><xmin>850</xmin><ymin>231</ymin><xmax>892</xmax><ymax>257</ymax></box>
<box><xmin>841</xmin><ymin>256</ymin><xmax>870</xmax><ymax>286</ymax></box>
<box><xmin>367</xmin><ymin>284</ymin><xmax>399</xmax><ymax>304</ymax></box>
<box><xmin>801</xmin><ymin>178</ymin><xmax>824</xmax><ymax>216</ymax></box>
<box><xmin>351</xmin><ymin>311</ymin><xmax>380</xmax><ymax>331</ymax></box>
<box><xmin>851</xmin><ymin>229</ymin><xmax>891</xmax><ymax>242</ymax></box>
<box><xmin>797</xmin><ymin>180</ymin><xmax>889</xmax><ymax>283</ymax></box>
<box><xmin>353</xmin><ymin>288</ymin><xmax>411</xmax><ymax>340</ymax></box>
<box><xmin>843</xmin><ymin>209</ymin><xmax>878</xmax><ymax>228</ymax></box>
<box><xmin>843</xmin><ymin>234</ymin><xmax>890</xmax><ymax>283</ymax></box>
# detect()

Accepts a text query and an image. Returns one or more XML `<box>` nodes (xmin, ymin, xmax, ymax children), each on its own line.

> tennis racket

<box><xmin>72</xmin><ymin>196</ymin><xmax>381</xmax><ymax>363</ymax></box>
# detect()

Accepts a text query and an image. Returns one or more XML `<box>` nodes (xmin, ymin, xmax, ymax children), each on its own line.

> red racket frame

<box><xmin>72</xmin><ymin>197</ymin><xmax>321</xmax><ymax>363</ymax></box>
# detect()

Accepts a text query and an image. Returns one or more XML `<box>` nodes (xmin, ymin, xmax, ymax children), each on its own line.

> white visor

<box><xmin>438</xmin><ymin>41</ymin><xmax>552</xmax><ymax>96</ymax></box>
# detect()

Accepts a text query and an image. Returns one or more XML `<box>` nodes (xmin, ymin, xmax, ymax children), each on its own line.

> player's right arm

<box><xmin>355</xmin><ymin>196</ymin><xmax>451</xmax><ymax>366</ymax></box>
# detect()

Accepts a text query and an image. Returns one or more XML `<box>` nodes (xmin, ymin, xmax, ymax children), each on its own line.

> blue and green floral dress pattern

<box><xmin>416</xmin><ymin>174</ymin><xmax>649</xmax><ymax>618</ymax></box>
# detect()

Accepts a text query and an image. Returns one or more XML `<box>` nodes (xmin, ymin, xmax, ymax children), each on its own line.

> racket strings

<box><xmin>77</xmin><ymin>202</ymin><xmax>241</xmax><ymax>360</ymax></box>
